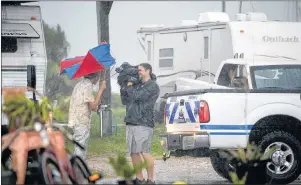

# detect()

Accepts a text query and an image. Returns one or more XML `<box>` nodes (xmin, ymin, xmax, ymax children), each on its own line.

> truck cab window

<box><xmin>252</xmin><ymin>65</ymin><xmax>301</xmax><ymax>89</ymax></box>
<box><xmin>216</xmin><ymin>64</ymin><xmax>238</xmax><ymax>87</ymax></box>
<box><xmin>1</xmin><ymin>37</ymin><xmax>18</xmax><ymax>53</ymax></box>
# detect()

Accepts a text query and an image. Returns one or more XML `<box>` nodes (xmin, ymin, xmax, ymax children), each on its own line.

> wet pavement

<box><xmin>87</xmin><ymin>156</ymin><xmax>301</xmax><ymax>184</ymax></box>
<box><xmin>89</xmin><ymin>156</ymin><xmax>230</xmax><ymax>184</ymax></box>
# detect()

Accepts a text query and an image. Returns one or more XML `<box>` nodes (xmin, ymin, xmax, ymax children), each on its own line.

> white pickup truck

<box><xmin>160</xmin><ymin>57</ymin><xmax>301</xmax><ymax>184</ymax></box>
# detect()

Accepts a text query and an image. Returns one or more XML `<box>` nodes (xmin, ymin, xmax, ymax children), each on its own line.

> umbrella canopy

<box><xmin>60</xmin><ymin>56</ymin><xmax>84</xmax><ymax>73</ymax></box>
<box><xmin>60</xmin><ymin>56</ymin><xmax>84</xmax><ymax>79</ymax></box>
<box><xmin>60</xmin><ymin>43</ymin><xmax>115</xmax><ymax>80</ymax></box>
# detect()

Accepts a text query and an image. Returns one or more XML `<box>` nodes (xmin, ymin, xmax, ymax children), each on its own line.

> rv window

<box><xmin>147</xmin><ymin>41</ymin><xmax>151</xmax><ymax>61</ymax></box>
<box><xmin>159</xmin><ymin>48</ymin><xmax>174</xmax><ymax>68</ymax></box>
<box><xmin>204</xmin><ymin>37</ymin><xmax>209</xmax><ymax>59</ymax></box>
<box><xmin>159</xmin><ymin>48</ymin><xmax>173</xmax><ymax>57</ymax></box>
<box><xmin>1</xmin><ymin>37</ymin><xmax>18</xmax><ymax>53</ymax></box>
<box><xmin>159</xmin><ymin>59</ymin><xmax>173</xmax><ymax>68</ymax></box>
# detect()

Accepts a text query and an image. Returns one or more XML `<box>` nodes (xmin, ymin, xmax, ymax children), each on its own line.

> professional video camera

<box><xmin>115</xmin><ymin>62</ymin><xmax>140</xmax><ymax>87</ymax></box>
<box><xmin>115</xmin><ymin>62</ymin><xmax>158</xmax><ymax>88</ymax></box>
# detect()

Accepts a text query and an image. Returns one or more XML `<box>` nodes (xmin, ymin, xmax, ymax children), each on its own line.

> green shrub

<box><xmin>53</xmin><ymin>107</ymin><xmax>68</xmax><ymax>122</ymax></box>
<box><xmin>52</xmin><ymin>95</ymin><xmax>70</xmax><ymax>122</ymax></box>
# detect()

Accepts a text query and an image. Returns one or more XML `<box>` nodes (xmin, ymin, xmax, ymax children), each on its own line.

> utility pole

<box><xmin>96</xmin><ymin>1</ymin><xmax>113</xmax><ymax>137</ymax></box>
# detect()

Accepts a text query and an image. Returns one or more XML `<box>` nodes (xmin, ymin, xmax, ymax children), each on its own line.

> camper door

<box><xmin>200</xmin><ymin>29</ymin><xmax>212</xmax><ymax>82</ymax></box>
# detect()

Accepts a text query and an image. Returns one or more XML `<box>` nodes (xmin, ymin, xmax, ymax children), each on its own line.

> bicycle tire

<box><xmin>40</xmin><ymin>152</ymin><xmax>62</xmax><ymax>184</ymax></box>
<box><xmin>70</xmin><ymin>156</ymin><xmax>94</xmax><ymax>184</ymax></box>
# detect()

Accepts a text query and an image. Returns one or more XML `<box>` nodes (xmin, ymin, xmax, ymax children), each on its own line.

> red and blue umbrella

<box><xmin>60</xmin><ymin>43</ymin><xmax>115</xmax><ymax>80</ymax></box>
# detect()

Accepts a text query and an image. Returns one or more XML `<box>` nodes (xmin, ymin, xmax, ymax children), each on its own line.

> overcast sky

<box><xmin>28</xmin><ymin>1</ymin><xmax>299</xmax><ymax>93</ymax></box>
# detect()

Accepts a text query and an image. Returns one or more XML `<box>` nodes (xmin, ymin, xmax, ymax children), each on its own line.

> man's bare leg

<box><xmin>131</xmin><ymin>153</ymin><xmax>144</xmax><ymax>180</ymax></box>
<box><xmin>141</xmin><ymin>152</ymin><xmax>154</xmax><ymax>181</ymax></box>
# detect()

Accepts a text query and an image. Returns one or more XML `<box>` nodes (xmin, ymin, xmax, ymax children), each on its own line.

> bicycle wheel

<box><xmin>70</xmin><ymin>156</ymin><xmax>94</xmax><ymax>184</ymax></box>
<box><xmin>40</xmin><ymin>152</ymin><xmax>63</xmax><ymax>184</ymax></box>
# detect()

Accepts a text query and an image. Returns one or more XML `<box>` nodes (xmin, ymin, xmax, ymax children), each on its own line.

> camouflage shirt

<box><xmin>68</xmin><ymin>78</ymin><xmax>95</xmax><ymax>128</ymax></box>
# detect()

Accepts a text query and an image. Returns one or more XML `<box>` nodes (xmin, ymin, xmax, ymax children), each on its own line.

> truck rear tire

<box><xmin>188</xmin><ymin>148</ymin><xmax>210</xmax><ymax>157</ymax></box>
<box><xmin>259</xmin><ymin>131</ymin><xmax>301</xmax><ymax>184</ymax></box>
<box><xmin>173</xmin><ymin>149</ymin><xmax>185</xmax><ymax>157</ymax></box>
<box><xmin>209</xmin><ymin>150</ymin><xmax>231</xmax><ymax>180</ymax></box>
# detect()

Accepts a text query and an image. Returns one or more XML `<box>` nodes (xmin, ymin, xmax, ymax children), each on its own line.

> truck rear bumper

<box><xmin>159</xmin><ymin>132</ymin><xmax>210</xmax><ymax>150</ymax></box>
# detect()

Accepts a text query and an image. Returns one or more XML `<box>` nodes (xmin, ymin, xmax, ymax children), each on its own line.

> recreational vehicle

<box><xmin>136</xmin><ymin>12</ymin><xmax>301</xmax><ymax>99</ymax></box>
<box><xmin>1</xmin><ymin>3</ymin><xmax>48</xmax><ymax>98</ymax></box>
<box><xmin>1</xmin><ymin>3</ymin><xmax>48</xmax><ymax>125</ymax></box>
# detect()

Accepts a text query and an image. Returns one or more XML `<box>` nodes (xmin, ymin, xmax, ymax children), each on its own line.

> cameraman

<box><xmin>120</xmin><ymin>63</ymin><xmax>160</xmax><ymax>184</ymax></box>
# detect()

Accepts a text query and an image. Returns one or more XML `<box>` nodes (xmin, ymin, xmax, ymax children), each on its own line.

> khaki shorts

<box><xmin>126</xmin><ymin>125</ymin><xmax>154</xmax><ymax>155</ymax></box>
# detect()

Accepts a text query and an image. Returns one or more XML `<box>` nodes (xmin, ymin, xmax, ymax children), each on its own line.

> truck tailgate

<box><xmin>165</xmin><ymin>94</ymin><xmax>203</xmax><ymax>124</ymax></box>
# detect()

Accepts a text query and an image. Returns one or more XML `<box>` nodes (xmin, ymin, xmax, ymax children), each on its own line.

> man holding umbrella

<box><xmin>68</xmin><ymin>72</ymin><xmax>106</xmax><ymax>159</ymax></box>
<box><xmin>60</xmin><ymin>43</ymin><xmax>115</xmax><ymax>159</ymax></box>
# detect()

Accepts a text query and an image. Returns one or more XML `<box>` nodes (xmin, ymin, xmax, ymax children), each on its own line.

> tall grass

<box><xmin>67</xmin><ymin>110</ymin><xmax>167</xmax><ymax>158</ymax></box>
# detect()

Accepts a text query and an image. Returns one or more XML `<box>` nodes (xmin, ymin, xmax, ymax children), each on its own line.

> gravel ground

<box><xmin>87</xmin><ymin>156</ymin><xmax>228</xmax><ymax>184</ymax></box>
<box><xmin>87</xmin><ymin>156</ymin><xmax>301</xmax><ymax>184</ymax></box>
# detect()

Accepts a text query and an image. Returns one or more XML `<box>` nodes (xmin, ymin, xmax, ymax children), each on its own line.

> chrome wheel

<box><xmin>265</xmin><ymin>142</ymin><xmax>294</xmax><ymax>175</ymax></box>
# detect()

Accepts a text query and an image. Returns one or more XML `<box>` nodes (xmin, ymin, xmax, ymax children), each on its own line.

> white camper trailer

<box><xmin>1</xmin><ymin>4</ymin><xmax>48</xmax><ymax>99</ymax></box>
<box><xmin>136</xmin><ymin>12</ymin><xmax>301</xmax><ymax>99</ymax></box>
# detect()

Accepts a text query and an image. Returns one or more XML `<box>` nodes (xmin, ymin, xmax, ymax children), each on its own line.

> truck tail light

<box><xmin>199</xmin><ymin>100</ymin><xmax>210</xmax><ymax>123</ymax></box>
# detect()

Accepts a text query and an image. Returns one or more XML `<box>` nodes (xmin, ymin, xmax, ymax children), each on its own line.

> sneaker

<box><xmin>135</xmin><ymin>178</ymin><xmax>146</xmax><ymax>184</ymax></box>
<box><xmin>146</xmin><ymin>179</ymin><xmax>155</xmax><ymax>184</ymax></box>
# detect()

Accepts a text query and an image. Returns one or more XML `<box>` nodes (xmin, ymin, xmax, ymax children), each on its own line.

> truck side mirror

<box><xmin>27</xmin><ymin>65</ymin><xmax>36</xmax><ymax>89</ymax></box>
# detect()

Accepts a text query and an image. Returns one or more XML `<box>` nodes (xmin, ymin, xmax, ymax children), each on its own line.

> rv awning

<box><xmin>1</xmin><ymin>23</ymin><xmax>40</xmax><ymax>39</ymax></box>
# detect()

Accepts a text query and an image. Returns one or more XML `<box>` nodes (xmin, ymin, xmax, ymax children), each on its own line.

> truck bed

<box><xmin>162</xmin><ymin>88</ymin><xmax>301</xmax><ymax>99</ymax></box>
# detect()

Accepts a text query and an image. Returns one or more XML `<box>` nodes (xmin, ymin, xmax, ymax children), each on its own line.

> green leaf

<box><xmin>229</xmin><ymin>172</ymin><xmax>239</xmax><ymax>184</ymax></box>
<box><xmin>108</xmin><ymin>154</ymin><xmax>147</xmax><ymax>180</ymax></box>
<box><xmin>229</xmin><ymin>172</ymin><xmax>247</xmax><ymax>185</ymax></box>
